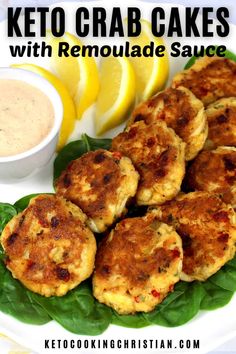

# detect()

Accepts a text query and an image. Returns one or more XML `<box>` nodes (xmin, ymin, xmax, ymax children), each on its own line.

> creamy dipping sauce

<box><xmin>0</xmin><ymin>79</ymin><xmax>54</xmax><ymax>157</ymax></box>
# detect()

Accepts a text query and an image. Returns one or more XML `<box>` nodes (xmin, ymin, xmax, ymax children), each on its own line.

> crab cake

<box><xmin>111</xmin><ymin>120</ymin><xmax>186</xmax><ymax>205</ymax></box>
<box><xmin>55</xmin><ymin>149</ymin><xmax>139</xmax><ymax>233</ymax></box>
<box><xmin>204</xmin><ymin>97</ymin><xmax>236</xmax><ymax>149</ymax></box>
<box><xmin>130</xmin><ymin>87</ymin><xmax>207</xmax><ymax>160</ymax></box>
<box><xmin>186</xmin><ymin>147</ymin><xmax>236</xmax><ymax>208</ymax></box>
<box><xmin>1</xmin><ymin>195</ymin><xmax>96</xmax><ymax>297</ymax></box>
<box><xmin>93</xmin><ymin>214</ymin><xmax>183</xmax><ymax>314</ymax></box>
<box><xmin>172</xmin><ymin>56</ymin><xmax>236</xmax><ymax>106</ymax></box>
<box><xmin>152</xmin><ymin>192</ymin><xmax>236</xmax><ymax>282</ymax></box>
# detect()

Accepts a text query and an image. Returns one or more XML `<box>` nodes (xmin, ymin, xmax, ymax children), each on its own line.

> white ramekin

<box><xmin>0</xmin><ymin>68</ymin><xmax>63</xmax><ymax>182</ymax></box>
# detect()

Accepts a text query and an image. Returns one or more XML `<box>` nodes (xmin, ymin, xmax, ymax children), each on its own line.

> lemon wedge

<box><xmin>12</xmin><ymin>63</ymin><xmax>76</xmax><ymax>151</ymax></box>
<box><xmin>95</xmin><ymin>56</ymin><xmax>136</xmax><ymax>135</ymax></box>
<box><xmin>128</xmin><ymin>19</ymin><xmax>169</xmax><ymax>101</ymax></box>
<box><xmin>47</xmin><ymin>31</ymin><xmax>99</xmax><ymax>119</ymax></box>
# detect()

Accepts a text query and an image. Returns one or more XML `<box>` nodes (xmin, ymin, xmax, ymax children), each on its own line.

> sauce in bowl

<box><xmin>0</xmin><ymin>79</ymin><xmax>54</xmax><ymax>157</ymax></box>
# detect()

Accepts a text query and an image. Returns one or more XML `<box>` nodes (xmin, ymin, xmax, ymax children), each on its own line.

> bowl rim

<box><xmin>0</xmin><ymin>67</ymin><xmax>63</xmax><ymax>163</ymax></box>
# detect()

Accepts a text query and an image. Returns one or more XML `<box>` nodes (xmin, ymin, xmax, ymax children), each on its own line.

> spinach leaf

<box><xmin>208</xmin><ymin>257</ymin><xmax>236</xmax><ymax>292</ymax></box>
<box><xmin>200</xmin><ymin>281</ymin><xmax>233</xmax><ymax>310</ymax></box>
<box><xmin>0</xmin><ymin>262</ymin><xmax>51</xmax><ymax>325</ymax></box>
<box><xmin>0</xmin><ymin>203</ymin><xmax>17</xmax><ymax>233</ymax></box>
<box><xmin>82</xmin><ymin>134</ymin><xmax>111</xmax><ymax>152</ymax></box>
<box><xmin>32</xmin><ymin>281</ymin><xmax>112</xmax><ymax>335</ymax></box>
<box><xmin>184</xmin><ymin>47</ymin><xmax>236</xmax><ymax>69</ymax></box>
<box><xmin>143</xmin><ymin>282</ymin><xmax>205</xmax><ymax>327</ymax></box>
<box><xmin>112</xmin><ymin>311</ymin><xmax>149</xmax><ymax>328</ymax></box>
<box><xmin>0</xmin><ymin>203</ymin><xmax>17</xmax><ymax>261</ymax></box>
<box><xmin>53</xmin><ymin>135</ymin><xmax>112</xmax><ymax>181</ymax></box>
<box><xmin>14</xmin><ymin>193</ymin><xmax>41</xmax><ymax>212</ymax></box>
<box><xmin>0</xmin><ymin>246</ymin><xmax>4</xmax><ymax>262</ymax></box>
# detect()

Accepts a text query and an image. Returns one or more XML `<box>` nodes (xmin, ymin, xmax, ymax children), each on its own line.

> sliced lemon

<box><xmin>128</xmin><ymin>19</ymin><xmax>169</xmax><ymax>101</ymax></box>
<box><xmin>12</xmin><ymin>63</ymin><xmax>76</xmax><ymax>151</ymax></box>
<box><xmin>47</xmin><ymin>31</ymin><xmax>99</xmax><ymax>119</ymax></box>
<box><xmin>95</xmin><ymin>56</ymin><xmax>136</xmax><ymax>135</ymax></box>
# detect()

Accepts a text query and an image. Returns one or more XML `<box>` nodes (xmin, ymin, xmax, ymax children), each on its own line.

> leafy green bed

<box><xmin>0</xmin><ymin>134</ymin><xmax>236</xmax><ymax>335</ymax></box>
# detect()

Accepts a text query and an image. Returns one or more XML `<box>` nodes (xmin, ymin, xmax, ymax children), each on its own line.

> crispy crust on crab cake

<box><xmin>1</xmin><ymin>195</ymin><xmax>96</xmax><ymax>297</ymax></box>
<box><xmin>172</xmin><ymin>56</ymin><xmax>236</xmax><ymax>106</ymax></box>
<box><xmin>92</xmin><ymin>214</ymin><xmax>183</xmax><ymax>314</ymax></box>
<box><xmin>111</xmin><ymin>121</ymin><xmax>186</xmax><ymax>206</ymax></box>
<box><xmin>186</xmin><ymin>147</ymin><xmax>236</xmax><ymax>208</ymax></box>
<box><xmin>130</xmin><ymin>86</ymin><xmax>207</xmax><ymax>161</ymax></box>
<box><xmin>204</xmin><ymin>97</ymin><xmax>236</xmax><ymax>149</ymax></box>
<box><xmin>55</xmin><ymin>149</ymin><xmax>139</xmax><ymax>233</ymax></box>
<box><xmin>151</xmin><ymin>192</ymin><xmax>236</xmax><ymax>282</ymax></box>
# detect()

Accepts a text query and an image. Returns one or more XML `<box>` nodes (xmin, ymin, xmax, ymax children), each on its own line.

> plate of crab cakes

<box><xmin>1</xmin><ymin>1</ymin><xmax>236</xmax><ymax>354</ymax></box>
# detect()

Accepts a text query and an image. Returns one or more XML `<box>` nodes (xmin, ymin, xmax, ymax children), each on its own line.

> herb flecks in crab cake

<box><xmin>1</xmin><ymin>194</ymin><xmax>96</xmax><ymax>297</ymax></box>
<box><xmin>172</xmin><ymin>56</ymin><xmax>236</xmax><ymax>106</ymax></box>
<box><xmin>112</xmin><ymin>120</ymin><xmax>186</xmax><ymax>206</ymax></box>
<box><xmin>152</xmin><ymin>191</ymin><xmax>236</xmax><ymax>282</ymax></box>
<box><xmin>186</xmin><ymin>147</ymin><xmax>236</xmax><ymax>208</ymax></box>
<box><xmin>55</xmin><ymin>149</ymin><xmax>139</xmax><ymax>233</ymax></box>
<box><xmin>93</xmin><ymin>214</ymin><xmax>183</xmax><ymax>314</ymax></box>
<box><xmin>204</xmin><ymin>97</ymin><xmax>236</xmax><ymax>149</ymax></box>
<box><xmin>130</xmin><ymin>86</ymin><xmax>207</xmax><ymax>161</ymax></box>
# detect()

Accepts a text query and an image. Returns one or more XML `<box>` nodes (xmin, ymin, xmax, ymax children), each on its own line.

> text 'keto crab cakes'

<box><xmin>152</xmin><ymin>192</ymin><xmax>236</xmax><ymax>282</ymax></box>
<box><xmin>93</xmin><ymin>214</ymin><xmax>183</xmax><ymax>314</ymax></box>
<box><xmin>55</xmin><ymin>149</ymin><xmax>139</xmax><ymax>233</ymax></box>
<box><xmin>172</xmin><ymin>56</ymin><xmax>236</xmax><ymax>106</ymax></box>
<box><xmin>1</xmin><ymin>195</ymin><xmax>96</xmax><ymax>297</ymax></box>
<box><xmin>204</xmin><ymin>97</ymin><xmax>236</xmax><ymax>149</ymax></box>
<box><xmin>186</xmin><ymin>147</ymin><xmax>236</xmax><ymax>208</ymax></box>
<box><xmin>130</xmin><ymin>86</ymin><xmax>207</xmax><ymax>161</ymax></box>
<box><xmin>111</xmin><ymin>120</ymin><xmax>186</xmax><ymax>206</ymax></box>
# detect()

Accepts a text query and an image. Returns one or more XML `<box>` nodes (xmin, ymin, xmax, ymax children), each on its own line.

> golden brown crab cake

<box><xmin>55</xmin><ymin>149</ymin><xmax>139</xmax><ymax>233</ymax></box>
<box><xmin>186</xmin><ymin>147</ymin><xmax>236</xmax><ymax>208</ymax></box>
<box><xmin>204</xmin><ymin>97</ymin><xmax>236</xmax><ymax>149</ymax></box>
<box><xmin>130</xmin><ymin>87</ymin><xmax>207</xmax><ymax>161</ymax></box>
<box><xmin>111</xmin><ymin>120</ymin><xmax>186</xmax><ymax>206</ymax></box>
<box><xmin>1</xmin><ymin>194</ymin><xmax>96</xmax><ymax>297</ymax></box>
<box><xmin>152</xmin><ymin>192</ymin><xmax>236</xmax><ymax>282</ymax></box>
<box><xmin>93</xmin><ymin>214</ymin><xmax>183</xmax><ymax>314</ymax></box>
<box><xmin>172</xmin><ymin>56</ymin><xmax>236</xmax><ymax>106</ymax></box>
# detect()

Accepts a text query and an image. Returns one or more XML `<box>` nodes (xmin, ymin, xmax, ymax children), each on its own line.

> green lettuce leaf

<box><xmin>32</xmin><ymin>281</ymin><xmax>112</xmax><ymax>335</ymax></box>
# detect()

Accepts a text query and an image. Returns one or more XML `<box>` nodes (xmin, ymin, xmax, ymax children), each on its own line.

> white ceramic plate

<box><xmin>0</xmin><ymin>1</ymin><xmax>236</xmax><ymax>353</ymax></box>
